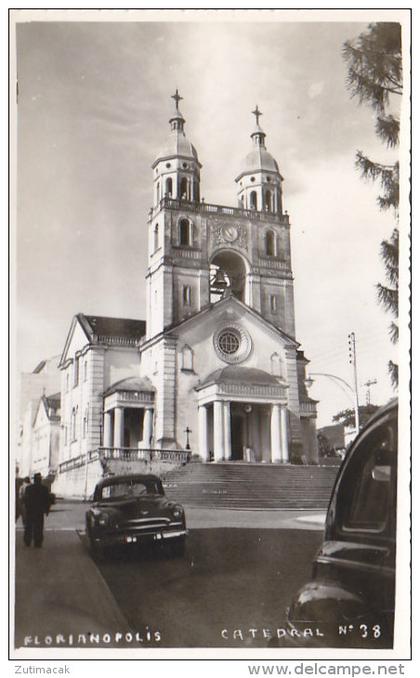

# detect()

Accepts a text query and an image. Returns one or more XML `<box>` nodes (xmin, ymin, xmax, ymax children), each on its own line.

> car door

<box><xmin>317</xmin><ymin>406</ymin><xmax>397</xmax><ymax>636</ymax></box>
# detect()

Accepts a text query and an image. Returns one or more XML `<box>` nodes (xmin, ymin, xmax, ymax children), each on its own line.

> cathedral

<box><xmin>53</xmin><ymin>92</ymin><xmax>318</xmax><ymax>497</ymax></box>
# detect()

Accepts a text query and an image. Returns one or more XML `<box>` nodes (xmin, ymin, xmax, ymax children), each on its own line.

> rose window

<box><xmin>218</xmin><ymin>330</ymin><xmax>240</xmax><ymax>355</ymax></box>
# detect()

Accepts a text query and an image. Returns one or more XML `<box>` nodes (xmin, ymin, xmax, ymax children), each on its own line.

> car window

<box><xmin>338</xmin><ymin>418</ymin><xmax>396</xmax><ymax>534</ymax></box>
<box><xmin>99</xmin><ymin>480</ymin><xmax>161</xmax><ymax>500</ymax></box>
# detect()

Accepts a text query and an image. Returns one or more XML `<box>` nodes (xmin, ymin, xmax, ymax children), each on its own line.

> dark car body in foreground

<box><xmin>287</xmin><ymin>399</ymin><xmax>398</xmax><ymax>648</ymax></box>
<box><xmin>86</xmin><ymin>474</ymin><xmax>187</xmax><ymax>558</ymax></box>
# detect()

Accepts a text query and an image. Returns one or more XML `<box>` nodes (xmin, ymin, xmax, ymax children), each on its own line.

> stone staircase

<box><xmin>162</xmin><ymin>462</ymin><xmax>341</xmax><ymax>510</ymax></box>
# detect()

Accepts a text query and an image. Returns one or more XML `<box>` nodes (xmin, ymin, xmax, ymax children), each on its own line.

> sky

<box><xmin>12</xmin><ymin>11</ymin><xmax>407</xmax><ymax>427</ymax></box>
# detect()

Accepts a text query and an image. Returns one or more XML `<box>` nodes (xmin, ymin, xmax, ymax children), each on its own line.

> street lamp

<box><xmin>184</xmin><ymin>426</ymin><xmax>192</xmax><ymax>451</ymax></box>
<box><xmin>305</xmin><ymin>372</ymin><xmax>360</xmax><ymax>435</ymax></box>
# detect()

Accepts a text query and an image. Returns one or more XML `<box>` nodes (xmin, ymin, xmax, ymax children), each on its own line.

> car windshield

<box><xmin>98</xmin><ymin>479</ymin><xmax>162</xmax><ymax>501</ymax></box>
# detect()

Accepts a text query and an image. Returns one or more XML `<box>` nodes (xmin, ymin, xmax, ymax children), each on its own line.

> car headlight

<box><xmin>172</xmin><ymin>505</ymin><xmax>184</xmax><ymax>518</ymax></box>
<box><xmin>98</xmin><ymin>514</ymin><xmax>110</xmax><ymax>526</ymax></box>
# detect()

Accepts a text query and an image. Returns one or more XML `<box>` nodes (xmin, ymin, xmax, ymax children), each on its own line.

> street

<box><xmin>90</xmin><ymin>527</ymin><xmax>322</xmax><ymax>648</ymax></box>
<box><xmin>15</xmin><ymin>501</ymin><xmax>324</xmax><ymax>649</ymax></box>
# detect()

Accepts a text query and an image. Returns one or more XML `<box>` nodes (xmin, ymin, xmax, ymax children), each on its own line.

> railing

<box><xmin>170</xmin><ymin>246</ymin><xmax>203</xmax><ymax>259</ymax></box>
<box><xmin>300</xmin><ymin>401</ymin><xmax>318</xmax><ymax>417</ymax></box>
<box><xmin>219</xmin><ymin>383</ymin><xmax>287</xmax><ymax>397</ymax></box>
<box><xmin>58</xmin><ymin>450</ymin><xmax>99</xmax><ymax>474</ymax></box>
<box><xmin>150</xmin><ymin>197</ymin><xmax>290</xmax><ymax>225</ymax></box>
<box><xmin>98</xmin><ymin>447</ymin><xmax>191</xmax><ymax>464</ymax></box>
<box><xmin>93</xmin><ymin>335</ymin><xmax>140</xmax><ymax>347</ymax></box>
<box><xmin>117</xmin><ymin>392</ymin><xmax>155</xmax><ymax>403</ymax></box>
<box><xmin>58</xmin><ymin>446</ymin><xmax>191</xmax><ymax>475</ymax></box>
<box><xmin>258</xmin><ymin>255</ymin><xmax>291</xmax><ymax>271</ymax></box>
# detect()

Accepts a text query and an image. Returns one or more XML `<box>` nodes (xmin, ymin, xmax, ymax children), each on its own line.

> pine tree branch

<box><xmin>389</xmin><ymin>321</ymin><xmax>399</xmax><ymax>344</ymax></box>
<box><xmin>376</xmin><ymin>283</ymin><xmax>398</xmax><ymax>315</ymax></box>
<box><xmin>388</xmin><ymin>361</ymin><xmax>398</xmax><ymax>389</ymax></box>
<box><xmin>375</xmin><ymin>115</ymin><xmax>400</xmax><ymax>147</ymax></box>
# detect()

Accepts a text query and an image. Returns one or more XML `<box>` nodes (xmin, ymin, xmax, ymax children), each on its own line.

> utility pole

<box><xmin>364</xmin><ymin>378</ymin><xmax>377</xmax><ymax>405</ymax></box>
<box><xmin>348</xmin><ymin>332</ymin><xmax>360</xmax><ymax>435</ymax></box>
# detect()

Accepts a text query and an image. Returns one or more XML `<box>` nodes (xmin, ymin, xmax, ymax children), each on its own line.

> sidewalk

<box><xmin>14</xmin><ymin>528</ymin><xmax>131</xmax><ymax>649</ymax></box>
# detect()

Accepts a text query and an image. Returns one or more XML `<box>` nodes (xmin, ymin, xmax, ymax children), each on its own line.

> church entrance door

<box><xmin>231</xmin><ymin>413</ymin><xmax>244</xmax><ymax>460</ymax></box>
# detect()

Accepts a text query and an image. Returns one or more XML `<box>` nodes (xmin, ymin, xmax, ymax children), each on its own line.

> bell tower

<box><xmin>235</xmin><ymin>106</ymin><xmax>283</xmax><ymax>215</ymax></box>
<box><xmin>146</xmin><ymin>92</ymin><xmax>209</xmax><ymax>340</ymax></box>
<box><xmin>152</xmin><ymin>89</ymin><xmax>201</xmax><ymax>207</ymax></box>
<box><xmin>231</xmin><ymin>106</ymin><xmax>295</xmax><ymax>338</ymax></box>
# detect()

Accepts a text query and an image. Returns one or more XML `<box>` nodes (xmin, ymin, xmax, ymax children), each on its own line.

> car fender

<box><xmin>288</xmin><ymin>579</ymin><xmax>368</xmax><ymax>625</ymax></box>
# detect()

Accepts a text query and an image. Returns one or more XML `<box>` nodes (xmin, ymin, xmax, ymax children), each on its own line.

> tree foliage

<box><xmin>343</xmin><ymin>23</ymin><xmax>402</xmax><ymax>388</ymax></box>
<box><xmin>332</xmin><ymin>404</ymin><xmax>380</xmax><ymax>429</ymax></box>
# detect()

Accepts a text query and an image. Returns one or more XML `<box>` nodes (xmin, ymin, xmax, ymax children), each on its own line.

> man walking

<box><xmin>23</xmin><ymin>473</ymin><xmax>50</xmax><ymax>548</ymax></box>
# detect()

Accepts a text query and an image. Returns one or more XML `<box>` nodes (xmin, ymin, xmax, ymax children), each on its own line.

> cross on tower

<box><xmin>252</xmin><ymin>105</ymin><xmax>263</xmax><ymax>126</ymax></box>
<box><xmin>172</xmin><ymin>88</ymin><xmax>183</xmax><ymax>110</ymax></box>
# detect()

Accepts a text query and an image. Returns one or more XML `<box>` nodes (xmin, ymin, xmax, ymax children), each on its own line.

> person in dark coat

<box><xmin>23</xmin><ymin>473</ymin><xmax>50</xmax><ymax>547</ymax></box>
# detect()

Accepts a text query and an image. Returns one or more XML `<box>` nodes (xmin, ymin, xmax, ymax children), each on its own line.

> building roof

<box><xmin>103</xmin><ymin>376</ymin><xmax>156</xmax><ymax>397</ymax></box>
<box><xmin>198</xmin><ymin>366</ymin><xmax>282</xmax><ymax>389</ymax></box>
<box><xmin>32</xmin><ymin>355</ymin><xmax>60</xmax><ymax>374</ymax></box>
<box><xmin>242</xmin><ymin>146</ymin><xmax>279</xmax><ymax>175</ymax></box>
<box><xmin>154</xmin><ymin>131</ymin><xmax>200</xmax><ymax>167</ymax></box>
<box><xmin>79</xmin><ymin>314</ymin><xmax>146</xmax><ymax>341</ymax></box>
<box><xmin>160</xmin><ymin>292</ymin><xmax>299</xmax><ymax>350</ymax></box>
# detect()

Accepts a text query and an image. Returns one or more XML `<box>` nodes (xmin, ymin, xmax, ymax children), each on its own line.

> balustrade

<box><xmin>58</xmin><ymin>446</ymin><xmax>191</xmax><ymax>474</ymax></box>
<box><xmin>150</xmin><ymin>197</ymin><xmax>289</xmax><ymax>225</ymax></box>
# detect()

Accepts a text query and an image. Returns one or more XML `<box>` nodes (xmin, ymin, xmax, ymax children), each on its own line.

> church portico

<box><xmin>197</xmin><ymin>399</ymin><xmax>289</xmax><ymax>464</ymax></box>
<box><xmin>195</xmin><ymin>366</ymin><xmax>289</xmax><ymax>463</ymax></box>
<box><xmin>102</xmin><ymin>377</ymin><xmax>155</xmax><ymax>449</ymax></box>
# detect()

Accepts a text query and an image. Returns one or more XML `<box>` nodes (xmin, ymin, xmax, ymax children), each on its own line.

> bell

<box><xmin>211</xmin><ymin>268</ymin><xmax>228</xmax><ymax>290</ymax></box>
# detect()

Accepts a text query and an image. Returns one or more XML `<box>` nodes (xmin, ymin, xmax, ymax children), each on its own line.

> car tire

<box><xmin>87</xmin><ymin>526</ymin><xmax>107</xmax><ymax>561</ymax></box>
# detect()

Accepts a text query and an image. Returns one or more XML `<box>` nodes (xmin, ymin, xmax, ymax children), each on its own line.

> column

<box><xmin>223</xmin><ymin>401</ymin><xmax>232</xmax><ymax>461</ymax></box>
<box><xmin>280</xmin><ymin>406</ymin><xmax>289</xmax><ymax>462</ymax></box>
<box><xmin>103</xmin><ymin>411</ymin><xmax>112</xmax><ymax>448</ymax></box>
<box><xmin>213</xmin><ymin>401</ymin><xmax>224</xmax><ymax>462</ymax></box>
<box><xmin>113</xmin><ymin>407</ymin><xmax>124</xmax><ymax>448</ymax></box>
<box><xmin>198</xmin><ymin>405</ymin><xmax>208</xmax><ymax>461</ymax></box>
<box><xmin>143</xmin><ymin>408</ymin><xmax>154</xmax><ymax>449</ymax></box>
<box><xmin>270</xmin><ymin>404</ymin><xmax>282</xmax><ymax>463</ymax></box>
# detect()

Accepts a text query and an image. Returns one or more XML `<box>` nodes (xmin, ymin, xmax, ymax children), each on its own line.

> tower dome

<box><xmin>235</xmin><ymin>106</ymin><xmax>283</xmax><ymax>215</ymax></box>
<box><xmin>152</xmin><ymin>90</ymin><xmax>201</xmax><ymax>206</ymax></box>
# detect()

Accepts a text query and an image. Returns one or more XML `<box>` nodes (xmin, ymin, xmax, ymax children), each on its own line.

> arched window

<box><xmin>270</xmin><ymin>294</ymin><xmax>278</xmax><ymax>313</ymax></box>
<box><xmin>180</xmin><ymin>177</ymin><xmax>188</xmax><ymax>199</ymax></box>
<box><xmin>154</xmin><ymin>224</ymin><xmax>159</xmax><ymax>251</ymax></box>
<box><xmin>265</xmin><ymin>190</ymin><xmax>272</xmax><ymax>211</ymax></box>
<box><xmin>165</xmin><ymin>177</ymin><xmax>173</xmax><ymax>196</ymax></box>
<box><xmin>179</xmin><ymin>218</ymin><xmax>191</xmax><ymax>246</ymax></box>
<box><xmin>156</xmin><ymin>181</ymin><xmax>160</xmax><ymax>203</ymax></box>
<box><xmin>265</xmin><ymin>230</ymin><xmax>275</xmax><ymax>256</ymax></box>
<box><xmin>271</xmin><ymin>353</ymin><xmax>285</xmax><ymax>379</ymax></box>
<box><xmin>181</xmin><ymin>345</ymin><xmax>194</xmax><ymax>371</ymax></box>
<box><xmin>182</xmin><ymin>285</ymin><xmax>192</xmax><ymax>306</ymax></box>
<box><xmin>250</xmin><ymin>190</ymin><xmax>257</xmax><ymax>209</ymax></box>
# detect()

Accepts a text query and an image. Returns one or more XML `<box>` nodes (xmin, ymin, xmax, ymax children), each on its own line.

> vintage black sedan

<box><xmin>286</xmin><ymin>399</ymin><xmax>398</xmax><ymax>648</ymax></box>
<box><xmin>86</xmin><ymin>474</ymin><xmax>187</xmax><ymax>558</ymax></box>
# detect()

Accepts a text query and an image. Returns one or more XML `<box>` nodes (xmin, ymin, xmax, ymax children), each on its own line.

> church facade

<box><xmin>54</xmin><ymin>93</ymin><xmax>318</xmax><ymax>496</ymax></box>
